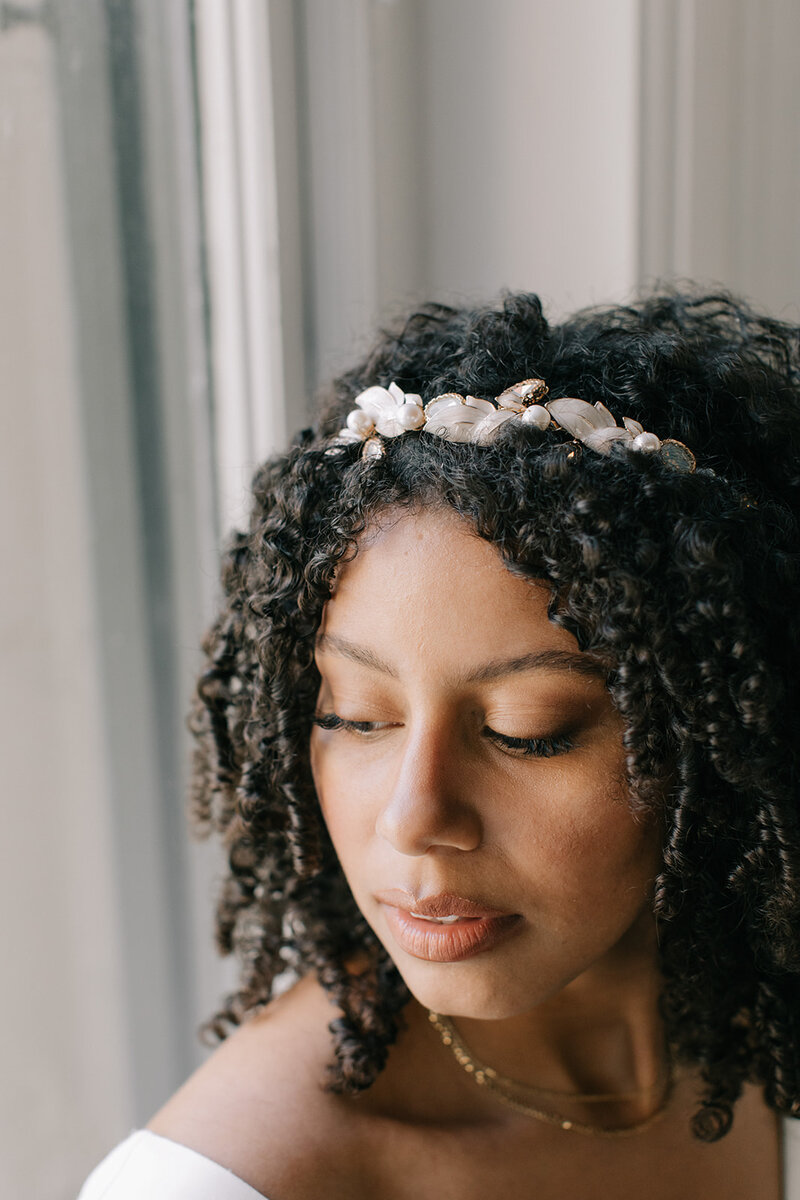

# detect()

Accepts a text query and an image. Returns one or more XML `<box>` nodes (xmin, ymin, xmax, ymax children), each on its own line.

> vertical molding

<box><xmin>230</xmin><ymin>0</ymin><xmax>291</xmax><ymax>460</ymax></box>
<box><xmin>195</xmin><ymin>0</ymin><xmax>305</xmax><ymax>532</ymax></box>
<box><xmin>268</xmin><ymin>0</ymin><xmax>308</xmax><ymax>426</ymax></box>
<box><xmin>194</xmin><ymin>0</ymin><xmax>253</xmax><ymax>532</ymax></box>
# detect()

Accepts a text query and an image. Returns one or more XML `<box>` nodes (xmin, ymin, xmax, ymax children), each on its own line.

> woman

<box><xmin>79</xmin><ymin>290</ymin><xmax>800</xmax><ymax>1198</ymax></box>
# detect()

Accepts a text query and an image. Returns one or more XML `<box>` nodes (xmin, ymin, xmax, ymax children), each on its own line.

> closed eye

<box><xmin>314</xmin><ymin>712</ymin><xmax>574</xmax><ymax>757</ymax></box>
<box><xmin>312</xmin><ymin>713</ymin><xmax>391</xmax><ymax>735</ymax></box>
<box><xmin>483</xmin><ymin>727</ymin><xmax>575</xmax><ymax>758</ymax></box>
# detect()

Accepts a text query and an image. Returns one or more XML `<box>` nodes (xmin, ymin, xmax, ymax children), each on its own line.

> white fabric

<box><xmin>79</xmin><ymin>1120</ymin><xmax>800</xmax><ymax>1199</ymax></box>
<box><xmin>77</xmin><ymin>1130</ymin><xmax>267</xmax><ymax>1199</ymax></box>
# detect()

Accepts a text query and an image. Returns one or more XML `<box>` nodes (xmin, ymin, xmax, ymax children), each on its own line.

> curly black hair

<box><xmin>190</xmin><ymin>288</ymin><xmax>800</xmax><ymax>1142</ymax></box>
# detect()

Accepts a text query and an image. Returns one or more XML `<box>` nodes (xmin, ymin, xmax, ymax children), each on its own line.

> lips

<box><xmin>376</xmin><ymin>890</ymin><xmax>523</xmax><ymax>963</ymax></box>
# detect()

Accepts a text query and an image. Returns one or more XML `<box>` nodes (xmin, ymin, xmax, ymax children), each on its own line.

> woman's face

<box><xmin>310</xmin><ymin>507</ymin><xmax>663</xmax><ymax>1020</ymax></box>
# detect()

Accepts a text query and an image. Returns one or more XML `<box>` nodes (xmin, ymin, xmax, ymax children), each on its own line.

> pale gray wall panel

<box><xmin>639</xmin><ymin>0</ymin><xmax>800</xmax><ymax>314</ymax></box>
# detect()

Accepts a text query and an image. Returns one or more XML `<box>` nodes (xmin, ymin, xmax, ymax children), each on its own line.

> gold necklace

<box><xmin>428</xmin><ymin>1011</ymin><xmax>674</xmax><ymax>1138</ymax></box>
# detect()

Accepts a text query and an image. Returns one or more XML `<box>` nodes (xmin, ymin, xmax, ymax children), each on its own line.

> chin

<box><xmin>397</xmin><ymin>960</ymin><xmax>559</xmax><ymax>1021</ymax></box>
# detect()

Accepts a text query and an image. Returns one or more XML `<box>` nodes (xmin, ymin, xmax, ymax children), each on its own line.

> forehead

<box><xmin>317</xmin><ymin>507</ymin><xmax>600</xmax><ymax>683</ymax></box>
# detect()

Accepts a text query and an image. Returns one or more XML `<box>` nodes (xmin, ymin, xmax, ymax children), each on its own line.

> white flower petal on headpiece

<box><xmin>374</xmin><ymin>414</ymin><xmax>402</xmax><ymax>436</ymax></box>
<box><xmin>354</xmin><ymin>382</ymin><xmax>424</xmax><ymax>438</ymax></box>
<box><xmin>582</xmin><ymin>426</ymin><xmax>634</xmax><ymax>453</ymax></box>
<box><xmin>375</xmin><ymin>410</ymin><xmax>416</xmax><ymax>437</ymax></box>
<box><xmin>468</xmin><ymin>408</ymin><xmax>518</xmax><ymax>444</ymax></box>
<box><xmin>423</xmin><ymin>394</ymin><xmax>495</xmax><ymax>443</ymax></box>
<box><xmin>495</xmin><ymin>389</ymin><xmax>525</xmax><ymax>414</ymax></box>
<box><xmin>355</xmin><ymin>385</ymin><xmax>398</xmax><ymax>420</ymax></box>
<box><xmin>593</xmin><ymin>401</ymin><xmax>618</xmax><ymax>424</ymax></box>
<box><xmin>545</xmin><ymin>397</ymin><xmax>616</xmax><ymax>439</ymax></box>
<box><xmin>355</xmin><ymin>385</ymin><xmax>388</xmax><ymax>411</ymax></box>
<box><xmin>623</xmin><ymin>416</ymin><xmax>644</xmax><ymax>436</ymax></box>
<box><xmin>424</xmin><ymin>393</ymin><xmax>464</xmax><ymax>420</ymax></box>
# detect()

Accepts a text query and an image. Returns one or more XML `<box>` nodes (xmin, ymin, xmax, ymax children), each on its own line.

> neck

<box><xmin>435</xmin><ymin>916</ymin><xmax>666</xmax><ymax>1103</ymax></box>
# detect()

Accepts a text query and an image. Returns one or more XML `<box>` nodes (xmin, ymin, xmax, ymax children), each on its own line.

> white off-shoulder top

<box><xmin>77</xmin><ymin>1130</ymin><xmax>264</xmax><ymax>1199</ymax></box>
<box><xmin>78</xmin><ymin>1121</ymin><xmax>800</xmax><ymax>1199</ymax></box>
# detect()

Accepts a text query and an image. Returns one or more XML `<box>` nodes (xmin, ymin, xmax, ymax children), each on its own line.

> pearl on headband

<box><xmin>330</xmin><ymin>378</ymin><xmax>697</xmax><ymax>473</ymax></box>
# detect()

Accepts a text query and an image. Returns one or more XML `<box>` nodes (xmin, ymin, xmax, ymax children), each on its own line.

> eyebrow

<box><xmin>316</xmin><ymin>632</ymin><xmax>399</xmax><ymax>677</ymax></box>
<box><xmin>315</xmin><ymin>633</ymin><xmax>607</xmax><ymax>684</ymax></box>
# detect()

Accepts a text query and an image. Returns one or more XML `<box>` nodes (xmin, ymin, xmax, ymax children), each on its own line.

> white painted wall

<box><xmin>639</xmin><ymin>0</ymin><xmax>800</xmax><ymax>317</ymax></box>
<box><xmin>418</xmin><ymin>0</ymin><xmax>641</xmax><ymax>317</ymax></box>
<box><xmin>305</xmin><ymin>0</ymin><xmax>642</xmax><ymax>386</ymax></box>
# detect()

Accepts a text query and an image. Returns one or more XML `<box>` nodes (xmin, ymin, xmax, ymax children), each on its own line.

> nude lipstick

<box><xmin>376</xmin><ymin>890</ymin><xmax>522</xmax><ymax>963</ymax></box>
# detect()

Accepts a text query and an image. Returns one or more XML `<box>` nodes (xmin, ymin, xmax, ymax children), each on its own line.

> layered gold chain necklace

<box><xmin>428</xmin><ymin>1011</ymin><xmax>673</xmax><ymax>1138</ymax></box>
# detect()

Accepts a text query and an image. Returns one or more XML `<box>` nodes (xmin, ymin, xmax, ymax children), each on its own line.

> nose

<box><xmin>375</xmin><ymin>721</ymin><xmax>483</xmax><ymax>856</ymax></box>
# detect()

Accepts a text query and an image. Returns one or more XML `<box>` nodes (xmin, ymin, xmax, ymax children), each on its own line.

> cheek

<box><xmin>310</xmin><ymin>737</ymin><xmax>372</xmax><ymax>860</ymax></box>
<box><xmin>506</xmin><ymin>761</ymin><xmax>661</xmax><ymax>902</ymax></box>
<box><xmin>317</xmin><ymin>792</ymin><xmax>362</xmax><ymax>851</ymax></box>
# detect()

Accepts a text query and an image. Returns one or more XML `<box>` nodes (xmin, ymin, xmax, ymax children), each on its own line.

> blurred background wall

<box><xmin>2</xmin><ymin>0</ymin><xmax>798</xmax><ymax>1195</ymax></box>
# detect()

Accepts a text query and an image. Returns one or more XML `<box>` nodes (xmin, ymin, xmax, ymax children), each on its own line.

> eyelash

<box><xmin>483</xmin><ymin>728</ymin><xmax>574</xmax><ymax>758</ymax></box>
<box><xmin>311</xmin><ymin>712</ymin><xmax>574</xmax><ymax>758</ymax></box>
<box><xmin>312</xmin><ymin>713</ymin><xmax>382</xmax><ymax>735</ymax></box>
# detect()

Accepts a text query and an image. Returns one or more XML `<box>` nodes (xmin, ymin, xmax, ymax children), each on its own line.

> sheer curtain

<box><xmin>2</xmin><ymin>1</ymin><xmax>227</xmax><ymax>1192</ymax></box>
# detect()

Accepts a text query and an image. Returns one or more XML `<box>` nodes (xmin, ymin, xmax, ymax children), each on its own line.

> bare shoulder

<box><xmin>147</xmin><ymin>974</ymin><xmax>369</xmax><ymax>1199</ymax></box>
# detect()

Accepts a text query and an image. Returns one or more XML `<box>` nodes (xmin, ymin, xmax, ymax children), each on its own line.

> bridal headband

<box><xmin>330</xmin><ymin>377</ymin><xmax>697</xmax><ymax>473</ymax></box>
